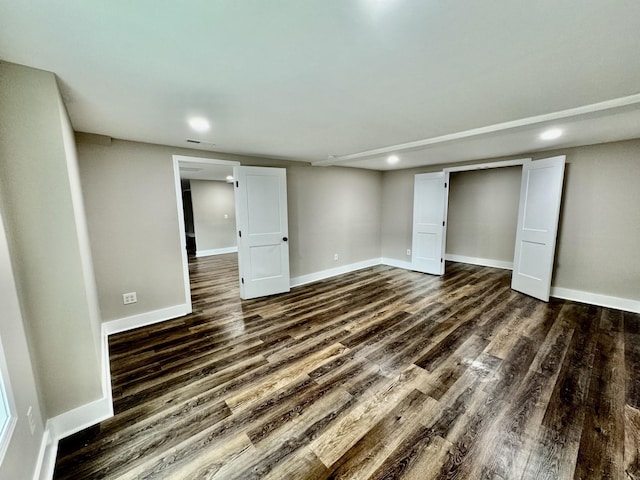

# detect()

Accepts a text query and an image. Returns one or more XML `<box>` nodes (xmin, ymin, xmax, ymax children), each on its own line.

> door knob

<box><xmin>283</xmin><ymin>237</ymin><xmax>288</xmax><ymax>242</ymax></box>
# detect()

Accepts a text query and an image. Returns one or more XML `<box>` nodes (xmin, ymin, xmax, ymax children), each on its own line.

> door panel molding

<box><xmin>234</xmin><ymin>166</ymin><xmax>290</xmax><ymax>299</ymax></box>
<box><xmin>511</xmin><ymin>156</ymin><xmax>566</xmax><ymax>301</ymax></box>
<box><xmin>411</xmin><ymin>171</ymin><xmax>449</xmax><ymax>275</ymax></box>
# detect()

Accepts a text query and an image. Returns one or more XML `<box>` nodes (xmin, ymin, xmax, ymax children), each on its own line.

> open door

<box><xmin>234</xmin><ymin>166</ymin><xmax>290</xmax><ymax>300</ymax></box>
<box><xmin>411</xmin><ymin>171</ymin><xmax>449</xmax><ymax>275</ymax></box>
<box><xmin>511</xmin><ymin>156</ymin><xmax>565</xmax><ymax>301</ymax></box>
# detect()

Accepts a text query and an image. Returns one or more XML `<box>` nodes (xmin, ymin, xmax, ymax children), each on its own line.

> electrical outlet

<box><xmin>333</xmin><ymin>253</ymin><xmax>339</xmax><ymax>261</ymax></box>
<box><xmin>123</xmin><ymin>292</ymin><xmax>137</xmax><ymax>305</ymax></box>
<box><xmin>27</xmin><ymin>406</ymin><xmax>35</xmax><ymax>435</ymax></box>
<box><xmin>406</xmin><ymin>249</ymin><xmax>411</xmax><ymax>256</ymax></box>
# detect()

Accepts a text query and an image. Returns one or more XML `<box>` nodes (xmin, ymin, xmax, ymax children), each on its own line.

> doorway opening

<box><xmin>173</xmin><ymin>157</ymin><xmax>292</xmax><ymax>304</ymax></box>
<box><xmin>445</xmin><ymin>164</ymin><xmax>523</xmax><ymax>270</ymax></box>
<box><xmin>172</xmin><ymin>155</ymin><xmax>240</xmax><ymax>311</ymax></box>
<box><xmin>411</xmin><ymin>156</ymin><xmax>566</xmax><ymax>301</ymax></box>
<box><xmin>412</xmin><ymin>159</ymin><xmax>529</xmax><ymax>276</ymax></box>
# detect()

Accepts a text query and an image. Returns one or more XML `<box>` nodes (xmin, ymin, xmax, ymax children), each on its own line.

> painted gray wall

<box><xmin>547</xmin><ymin>140</ymin><xmax>640</xmax><ymax>300</ymax></box>
<box><xmin>287</xmin><ymin>165</ymin><xmax>382</xmax><ymax>277</ymax></box>
<box><xmin>446</xmin><ymin>167</ymin><xmax>521</xmax><ymax>263</ymax></box>
<box><xmin>380</xmin><ymin>168</ymin><xmax>416</xmax><ymax>263</ymax></box>
<box><xmin>77</xmin><ymin>137</ymin><xmax>383</xmax><ymax>321</ymax></box>
<box><xmin>76</xmin><ymin>138</ymin><xmax>301</xmax><ymax>323</ymax></box>
<box><xmin>0</xmin><ymin>62</ymin><xmax>102</xmax><ymax>417</ymax></box>
<box><xmin>190</xmin><ymin>180</ymin><xmax>237</xmax><ymax>254</ymax></box>
<box><xmin>381</xmin><ymin>139</ymin><xmax>640</xmax><ymax>302</ymax></box>
<box><xmin>77</xmin><ymin>140</ymin><xmax>188</xmax><ymax>322</ymax></box>
<box><xmin>0</xmin><ymin>196</ymin><xmax>44</xmax><ymax>480</ymax></box>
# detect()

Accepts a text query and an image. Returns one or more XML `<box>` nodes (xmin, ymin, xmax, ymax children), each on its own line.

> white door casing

<box><xmin>411</xmin><ymin>171</ymin><xmax>450</xmax><ymax>275</ymax></box>
<box><xmin>173</xmin><ymin>155</ymin><xmax>241</xmax><ymax>310</ymax></box>
<box><xmin>234</xmin><ymin>166</ymin><xmax>290</xmax><ymax>299</ymax></box>
<box><xmin>511</xmin><ymin>156</ymin><xmax>566</xmax><ymax>301</ymax></box>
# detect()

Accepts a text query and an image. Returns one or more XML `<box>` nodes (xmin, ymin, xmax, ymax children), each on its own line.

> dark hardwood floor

<box><xmin>54</xmin><ymin>254</ymin><xmax>640</xmax><ymax>479</ymax></box>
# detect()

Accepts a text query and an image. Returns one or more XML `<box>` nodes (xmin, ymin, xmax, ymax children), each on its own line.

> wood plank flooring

<box><xmin>54</xmin><ymin>254</ymin><xmax>640</xmax><ymax>479</ymax></box>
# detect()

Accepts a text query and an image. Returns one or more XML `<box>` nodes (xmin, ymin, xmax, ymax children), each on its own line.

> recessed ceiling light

<box><xmin>188</xmin><ymin>117</ymin><xmax>210</xmax><ymax>132</ymax></box>
<box><xmin>540</xmin><ymin>128</ymin><xmax>562</xmax><ymax>140</ymax></box>
<box><xmin>387</xmin><ymin>155</ymin><xmax>399</xmax><ymax>165</ymax></box>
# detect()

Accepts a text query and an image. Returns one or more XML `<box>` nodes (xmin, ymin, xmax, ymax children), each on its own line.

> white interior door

<box><xmin>511</xmin><ymin>155</ymin><xmax>566</xmax><ymax>301</ymax></box>
<box><xmin>411</xmin><ymin>172</ymin><xmax>450</xmax><ymax>275</ymax></box>
<box><xmin>234</xmin><ymin>166</ymin><xmax>290</xmax><ymax>299</ymax></box>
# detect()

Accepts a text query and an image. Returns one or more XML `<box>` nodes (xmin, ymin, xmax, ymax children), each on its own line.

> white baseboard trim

<box><xmin>195</xmin><ymin>246</ymin><xmax>238</xmax><ymax>257</ymax></box>
<box><xmin>46</xmin><ymin>396</ymin><xmax>113</xmax><ymax>442</ymax></box>
<box><xmin>381</xmin><ymin>257</ymin><xmax>413</xmax><ymax>270</ymax></box>
<box><xmin>444</xmin><ymin>253</ymin><xmax>513</xmax><ymax>270</ymax></box>
<box><xmin>35</xmin><ymin>394</ymin><xmax>113</xmax><ymax>480</ymax></box>
<box><xmin>100</xmin><ymin>327</ymin><xmax>113</xmax><ymax>408</ymax></box>
<box><xmin>34</xmin><ymin>303</ymin><xmax>191</xmax><ymax>479</ymax></box>
<box><xmin>381</xmin><ymin>257</ymin><xmax>640</xmax><ymax>313</ymax></box>
<box><xmin>103</xmin><ymin>303</ymin><xmax>191</xmax><ymax>336</ymax></box>
<box><xmin>550</xmin><ymin>287</ymin><xmax>640</xmax><ymax>314</ymax></box>
<box><xmin>290</xmin><ymin>258</ymin><xmax>381</xmax><ymax>287</ymax></box>
<box><xmin>381</xmin><ymin>255</ymin><xmax>514</xmax><ymax>271</ymax></box>
<box><xmin>34</xmin><ymin>429</ymin><xmax>54</xmax><ymax>480</ymax></box>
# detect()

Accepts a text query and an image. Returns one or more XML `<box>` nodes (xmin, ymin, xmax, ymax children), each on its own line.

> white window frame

<box><xmin>0</xmin><ymin>336</ymin><xmax>18</xmax><ymax>466</ymax></box>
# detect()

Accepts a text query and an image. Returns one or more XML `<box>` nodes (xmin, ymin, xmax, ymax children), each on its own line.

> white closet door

<box><xmin>511</xmin><ymin>156</ymin><xmax>566</xmax><ymax>301</ymax></box>
<box><xmin>411</xmin><ymin>172</ymin><xmax>449</xmax><ymax>275</ymax></box>
<box><xmin>234</xmin><ymin>166</ymin><xmax>290</xmax><ymax>299</ymax></box>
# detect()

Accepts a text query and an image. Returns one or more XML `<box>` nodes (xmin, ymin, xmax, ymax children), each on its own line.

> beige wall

<box><xmin>190</xmin><ymin>180</ymin><xmax>237</xmax><ymax>254</ymax></box>
<box><xmin>546</xmin><ymin>141</ymin><xmax>640</xmax><ymax>300</ymax></box>
<box><xmin>0</xmin><ymin>197</ymin><xmax>44</xmax><ymax>480</ymax></box>
<box><xmin>77</xmin><ymin>137</ymin><xmax>383</xmax><ymax>320</ymax></box>
<box><xmin>58</xmin><ymin>89</ymin><xmax>103</xmax><ymax>356</ymax></box>
<box><xmin>446</xmin><ymin>166</ymin><xmax>521</xmax><ymax>262</ymax></box>
<box><xmin>381</xmin><ymin>139</ymin><xmax>640</xmax><ymax>302</ymax></box>
<box><xmin>287</xmin><ymin>166</ymin><xmax>382</xmax><ymax>277</ymax></box>
<box><xmin>78</xmin><ymin>140</ymin><xmax>188</xmax><ymax>321</ymax></box>
<box><xmin>77</xmin><ymin>138</ymin><xmax>292</xmax><ymax>323</ymax></box>
<box><xmin>0</xmin><ymin>62</ymin><xmax>102</xmax><ymax>418</ymax></box>
<box><xmin>381</xmin><ymin>165</ymin><xmax>438</xmax><ymax>262</ymax></box>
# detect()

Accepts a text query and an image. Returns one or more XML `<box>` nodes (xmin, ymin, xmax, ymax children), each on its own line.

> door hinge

<box><xmin>235</xmin><ymin>181</ymin><xmax>239</xmax><ymax>187</ymax></box>
<box><xmin>241</xmin><ymin>277</ymin><xmax>244</xmax><ymax>284</ymax></box>
<box><xmin>238</xmin><ymin>230</ymin><xmax>242</xmax><ymax>237</ymax></box>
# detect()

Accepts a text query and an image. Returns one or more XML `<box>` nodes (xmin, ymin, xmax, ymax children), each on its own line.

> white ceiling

<box><xmin>1</xmin><ymin>1</ymin><xmax>639</xmax><ymax>170</ymax></box>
